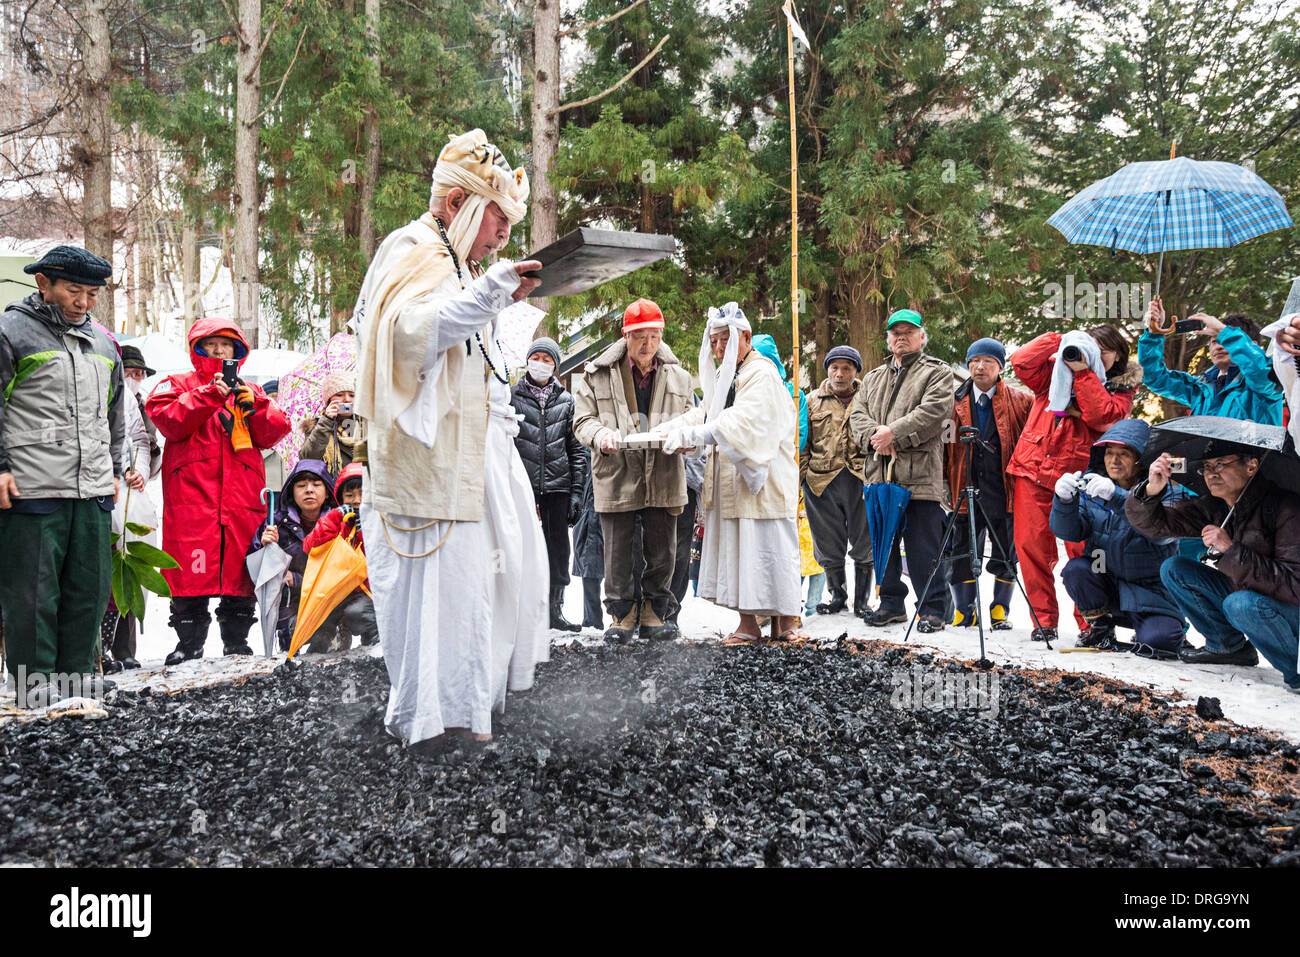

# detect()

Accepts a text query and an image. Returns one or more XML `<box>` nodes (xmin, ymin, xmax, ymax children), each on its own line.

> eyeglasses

<box><xmin>1197</xmin><ymin>458</ymin><xmax>1242</xmax><ymax>476</ymax></box>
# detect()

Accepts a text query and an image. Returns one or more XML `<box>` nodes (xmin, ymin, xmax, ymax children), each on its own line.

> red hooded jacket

<box><xmin>1005</xmin><ymin>331</ymin><xmax>1141</xmax><ymax>490</ymax></box>
<box><xmin>146</xmin><ymin>319</ymin><xmax>291</xmax><ymax>597</ymax></box>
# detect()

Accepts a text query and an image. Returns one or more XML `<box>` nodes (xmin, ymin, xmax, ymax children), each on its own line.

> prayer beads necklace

<box><xmin>432</xmin><ymin>215</ymin><xmax>510</xmax><ymax>385</ymax></box>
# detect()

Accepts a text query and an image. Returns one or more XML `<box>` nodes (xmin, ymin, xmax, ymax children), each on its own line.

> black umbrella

<box><xmin>1143</xmin><ymin>415</ymin><xmax>1300</xmax><ymax>497</ymax></box>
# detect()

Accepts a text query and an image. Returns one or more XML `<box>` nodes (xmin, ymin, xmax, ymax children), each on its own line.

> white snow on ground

<box><xmin>5</xmin><ymin>533</ymin><xmax>1297</xmax><ymax>742</ymax></box>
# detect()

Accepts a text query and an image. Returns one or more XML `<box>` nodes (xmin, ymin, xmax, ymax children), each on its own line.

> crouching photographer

<box><xmin>1049</xmin><ymin>420</ymin><xmax>1188</xmax><ymax>657</ymax></box>
<box><xmin>1126</xmin><ymin>445</ymin><xmax>1300</xmax><ymax>689</ymax></box>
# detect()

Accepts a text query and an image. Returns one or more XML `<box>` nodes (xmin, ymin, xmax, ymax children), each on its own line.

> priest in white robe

<box><xmin>656</xmin><ymin>303</ymin><xmax>806</xmax><ymax>641</ymax></box>
<box><xmin>353</xmin><ymin>129</ymin><xmax>549</xmax><ymax>746</ymax></box>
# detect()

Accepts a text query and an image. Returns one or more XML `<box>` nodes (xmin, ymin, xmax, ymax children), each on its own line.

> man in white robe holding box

<box><xmin>354</xmin><ymin>129</ymin><xmax>549</xmax><ymax>747</ymax></box>
<box><xmin>657</xmin><ymin>302</ymin><xmax>805</xmax><ymax>642</ymax></box>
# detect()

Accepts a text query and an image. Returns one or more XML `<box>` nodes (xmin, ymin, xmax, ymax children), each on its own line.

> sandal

<box><xmin>722</xmin><ymin>631</ymin><xmax>761</xmax><ymax>645</ymax></box>
<box><xmin>776</xmin><ymin>629</ymin><xmax>811</xmax><ymax>643</ymax></box>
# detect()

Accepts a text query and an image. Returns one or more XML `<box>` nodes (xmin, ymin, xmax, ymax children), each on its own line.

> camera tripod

<box><xmin>903</xmin><ymin>425</ymin><xmax>1048</xmax><ymax>665</ymax></box>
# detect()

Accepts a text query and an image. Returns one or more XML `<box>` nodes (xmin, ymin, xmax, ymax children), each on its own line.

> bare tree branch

<box><xmin>550</xmin><ymin>34</ymin><xmax>668</xmax><ymax>117</ymax></box>
<box><xmin>256</xmin><ymin>21</ymin><xmax>307</xmax><ymax>121</ymax></box>
<box><xmin>558</xmin><ymin>0</ymin><xmax>646</xmax><ymax>38</ymax></box>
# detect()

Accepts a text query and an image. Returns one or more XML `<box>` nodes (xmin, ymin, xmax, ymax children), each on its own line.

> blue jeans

<box><xmin>1160</xmin><ymin>557</ymin><xmax>1300</xmax><ymax>686</ymax></box>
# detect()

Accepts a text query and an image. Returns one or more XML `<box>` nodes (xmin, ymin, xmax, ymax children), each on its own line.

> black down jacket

<box><xmin>510</xmin><ymin>377</ymin><xmax>588</xmax><ymax>501</ymax></box>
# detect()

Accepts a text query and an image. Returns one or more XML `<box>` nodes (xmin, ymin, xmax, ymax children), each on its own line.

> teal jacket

<box><xmin>751</xmin><ymin>334</ymin><xmax>808</xmax><ymax>452</ymax></box>
<box><xmin>1137</xmin><ymin>327</ymin><xmax>1282</xmax><ymax>424</ymax></box>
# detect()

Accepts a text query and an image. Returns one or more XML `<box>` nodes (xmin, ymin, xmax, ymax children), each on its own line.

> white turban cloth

<box><xmin>428</xmin><ymin>129</ymin><xmax>530</xmax><ymax>269</ymax></box>
<box><xmin>699</xmin><ymin>301</ymin><xmax>752</xmax><ymax>424</ymax></box>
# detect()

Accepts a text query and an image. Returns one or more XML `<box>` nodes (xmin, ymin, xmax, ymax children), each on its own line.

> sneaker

<box><xmin>863</xmin><ymin>607</ymin><xmax>906</xmax><ymax>627</ymax></box>
<box><xmin>1178</xmin><ymin>642</ymin><xmax>1259</xmax><ymax>667</ymax></box>
<box><xmin>1030</xmin><ymin>627</ymin><xmax>1058</xmax><ymax>643</ymax></box>
<box><xmin>1077</xmin><ymin>618</ymin><xmax>1115</xmax><ymax>649</ymax></box>
<box><xmin>917</xmin><ymin>615</ymin><xmax>945</xmax><ymax>634</ymax></box>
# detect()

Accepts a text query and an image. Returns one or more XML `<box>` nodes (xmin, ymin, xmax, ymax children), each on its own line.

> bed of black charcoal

<box><xmin>1</xmin><ymin>642</ymin><xmax>1297</xmax><ymax>867</ymax></box>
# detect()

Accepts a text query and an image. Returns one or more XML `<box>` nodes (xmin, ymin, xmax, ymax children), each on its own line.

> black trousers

<box><xmin>946</xmin><ymin>502</ymin><xmax>1016</xmax><ymax>582</ymax></box>
<box><xmin>879</xmin><ymin>498</ymin><xmax>948</xmax><ymax>617</ymax></box>
<box><xmin>803</xmin><ymin>469</ymin><xmax>872</xmax><ymax>574</ymax></box>
<box><xmin>600</xmin><ymin>507</ymin><xmax>678</xmax><ymax>619</ymax></box>
<box><xmin>669</xmin><ymin>489</ymin><xmax>699</xmax><ymax>620</ymax></box>
<box><xmin>538</xmin><ymin>491</ymin><xmax>572</xmax><ymax>590</ymax></box>
<box><xmin>169</xmin><ymin>594</ymin><xmax>256</xmax><ymax>628</ymax></box>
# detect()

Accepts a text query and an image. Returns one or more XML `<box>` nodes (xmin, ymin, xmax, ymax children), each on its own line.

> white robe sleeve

<box><xmin>393</xmin><ymin>262</ymin><xmax>519</xmax><ymax>447</ymax></box>
<box><xmin>708</xmin><ymin>364</ymin><xmax>794</xmax><ymax>496</ymax></box>
<box><xmin>1262</xmin><ymin>316</ymin><xmax>1300</xmax><ymax>447</ymax></box>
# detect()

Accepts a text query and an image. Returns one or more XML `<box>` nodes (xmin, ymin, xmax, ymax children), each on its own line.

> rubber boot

<box><xmin>951</xmin><ymin>579</ymin><xmax>977</xmax><ymax>627</ymax></box>
<box><xmin>816</xmin><ymin>567</ymin><xmax>849</xmax><ymax>614</ymax></box>
<box><xmin>549</xmin><ymin>585</ymin><xmax>581</xmax><ymax>633</ymax></box>
<box><xmin>219</xmin><ymin>613</ymin><xmax>256</xmax><ymax>656</ymax></box>
<box><xmin>852</xmin><ymin>566</ymin><xmax>873</xmax><ymax>618</ymax></box>
<box><xmin>164</xmin><ymin>617</ymin><xmax>209</xmax><ymax>666</ymax></box>
<box><xmin>582</xmin><ymin>578</ymin><xmax>604</xmax><ymax>629</ymax></box>
<box><xmin>989</xmin><ymin>578</ymin><xmax>1015</xmax><ymax>631</ymax></box>
<box><xmin>638</xmin><ymin>599</ymin><xmax>679</xmax><ymax>642</ymax></box>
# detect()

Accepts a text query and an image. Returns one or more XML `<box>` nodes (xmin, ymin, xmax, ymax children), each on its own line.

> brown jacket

<box><xmin>1125</xmin><ymin>478</ymin><xmax>1300</xmax><ymax>606</ymax></box>
<box><xmin>848</xmin><ymin>350</ymin><xmax>955</xmax><ymax>502</ymax></box>
<box><xmin>943</xmin><ymin>378</ymin><xmax>1034</xmax><ymax>512</ymax></box>
<box><xmin>801</xmin><ymin>378</ymin><xmax>865</xmax><ymax>496</ymax></box>
<box><xmin>572</xmin><ymin>338</ymin><xmax>694</xmax><ymax>513</ymax></box>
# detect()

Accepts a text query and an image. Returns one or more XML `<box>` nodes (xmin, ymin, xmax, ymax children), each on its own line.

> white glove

<box><xmin>598</xmin><ymin>429</ymin><xmax>621</xmax><ymax>454</ymax></box>
<box><xmin>1082</xmin><ymin>472</ymin><xmax>1116</xmax><ymax>501</ymax></box>
<box><xmin>1053</xmin><ymin>471</ymin><xmax>1082</xmax><ymax>501</ymax></box>
<box><xmin>662</xmin><ymin>428</ymin><xmax>692</xmax><ymax>454</ymax></box>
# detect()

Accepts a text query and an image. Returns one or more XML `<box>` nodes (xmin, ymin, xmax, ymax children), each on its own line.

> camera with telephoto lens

<box><xmin>1061</xmin><ymin>345</ymin><xmax>1083</xmax><ymax>363</ymax></box>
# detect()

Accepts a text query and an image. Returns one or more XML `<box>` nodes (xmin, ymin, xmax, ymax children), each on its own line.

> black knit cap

<box><xmin>120</xmin><ymin>345</ymin><xmax>155</xmax><ymax>376</ymax></box>
<box><xmin>24</xmin><ymin>245</ymin><xmax>112</xmax><ymax>287</ymax></box>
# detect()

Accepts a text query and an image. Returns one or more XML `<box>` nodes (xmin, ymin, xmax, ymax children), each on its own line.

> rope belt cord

<box><xmin>379</xmin><ymin>512</ymin><xmax>457</xmax><ymax>559</ymax></box>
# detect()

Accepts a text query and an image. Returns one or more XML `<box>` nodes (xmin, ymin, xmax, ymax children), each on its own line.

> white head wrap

<box><xmin>700</xmin><ymin>301</ymin><xmax>752</xmax><ymax>423</ymax></box>
<box><xmin>429</xmin><ymin>129</ymin><xmax>530</xmax><ymax>267</ymax></box>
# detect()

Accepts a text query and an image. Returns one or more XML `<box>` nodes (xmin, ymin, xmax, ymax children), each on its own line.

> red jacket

<box><xmin>944</xmin><ymin>377</ymin><xmax>1034</xmax><ymax>513</ymax></box>
<box><xmin>146</xmin><ymin>319</ymin><xmax>291</xmax><ymax>597</ymax></box>
<box><xmin>1005</xmin><ymin>332</ymin><xmax>1141</xmax><ymax>490</ymax></box>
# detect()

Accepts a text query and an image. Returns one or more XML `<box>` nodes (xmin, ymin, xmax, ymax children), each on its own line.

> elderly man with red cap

<box><xmin>572</xmin><ymin>297</ymin><xmax>695</xmax><ymax>643</ymax></box>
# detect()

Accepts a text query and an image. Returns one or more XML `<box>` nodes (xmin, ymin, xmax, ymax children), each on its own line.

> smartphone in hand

<box><xmin>1174</xmin><ymin>319</ymin><xmax>1204</xmax><ymax>334</ymax></box>
<box><xmin>222</xmin><ymin>359</ymin><xmax>240</xmax><ymax>388</ymax></box>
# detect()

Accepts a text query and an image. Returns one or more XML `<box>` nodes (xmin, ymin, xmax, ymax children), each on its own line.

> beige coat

<box><xmin>362</xmin><ymin>269</ymin><xmax>491</xmax><ymax>521</ymax></box>
<box><xmin>848</xmin><ymin>350</ymin><xmax>955</xmax><ymax>503</ymax></box>
<box><xmin>801</xmin><ymin>377</ymin><xmax>865</xmax><ymax>496</ymax></box>
<box><xmin>572</xmin><ymin>339</ymin><xmax>694</xmax><ymax>513</ymax></box>
<box><xmin>663</xmin><ymin>349</ymin><xmax>797</xmax><ymax>521</ymax></box>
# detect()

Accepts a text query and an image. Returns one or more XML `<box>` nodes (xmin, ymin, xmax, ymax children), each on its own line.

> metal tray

<box><xmin>524</xmin><ymin>228</ymin><xmax>676</xmax><ymax>298</ymax></box>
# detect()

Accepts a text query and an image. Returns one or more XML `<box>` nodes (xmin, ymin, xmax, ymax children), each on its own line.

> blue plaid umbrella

<box><xmin>1047</xmin><ymin>156</ymin><xmax>1293</xmax><ymax>297</ymax></box>
<box><xmin>863</xmin><ymin>457</ymin><xmax>911</xmax><ymax>595</ymax></box>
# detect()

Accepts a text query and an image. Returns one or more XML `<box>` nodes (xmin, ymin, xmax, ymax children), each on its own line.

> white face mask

<box><xmin>126</xmin><ymin>376</ymin><xmax>142</xmax><ymax>396</ymax></box>
<box><xmin>527</xmin><ymin>360</ymin><xmax>554</xmax><ymax>383</ymax></box>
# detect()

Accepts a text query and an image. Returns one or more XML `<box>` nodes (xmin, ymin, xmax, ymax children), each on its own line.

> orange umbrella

<box><xmin>286</xmin><ymin>531</ymin><xmax>369</xmax><ymax>659</ymax></box>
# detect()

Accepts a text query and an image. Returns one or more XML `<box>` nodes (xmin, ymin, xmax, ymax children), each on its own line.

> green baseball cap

<box><xmin>886</xmin><ymin>308</ymin><xmax>923</xmax><ymax>329</ymax></box>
